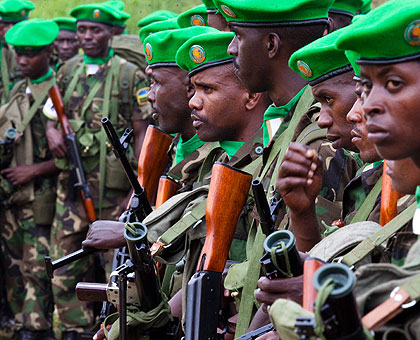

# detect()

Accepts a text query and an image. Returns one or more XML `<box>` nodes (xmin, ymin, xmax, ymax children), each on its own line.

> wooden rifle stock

<box><xmin>302</xmin><ymin>257</ymin><xmax>325</xmax><ymax>312</ymax></box>
<box><xmin>155</xmin><ymin>176</ymin><xmax>181</xmax><ymax>208</ymax></box>
<box><xmin>48</xmin><ymin>85</ymin><xmax>97</xmax><ymax>223</ymax></box>
<box><xmin>137</xmin><ymin>125</ymin><xmax>173</xmax><ymax>201</ymax></box>
<box><xmin>76</xmin><ymin>282</ymin><xmax>108</xmax><ymax>302</ymax></box>
<box><xmin>380</xmin><ymin>161</ymin><xmax>404</xmax><ymax>226</ymax></box>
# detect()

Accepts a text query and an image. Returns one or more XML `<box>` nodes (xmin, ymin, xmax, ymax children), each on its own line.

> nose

<box><xmin>17</xmin><ymin>55</ymin><xmax>28</xmax><ymax>66</ymax></box>
<box><xmin>227</xmin><ymin>35</ymin><xmax>238</xmax><ymax>56</ymax></box>
<box><xmin>362</xmin><ymin>87</ymin><xmax>384</xmax><ymax>119</ymax></box>
<box><xmin>317</xmin><ymin>108</ymin><xmax>333</xmax><ymax>130</ymax></box>
<box><xmin>189</xmin><ymin>92</ymin><xmax>202</xmax><ymax>111</ymax></box>
<box><xmin>346</xmin><ymin>98</ymin><xmax>363</xmax><ymax>124</ymax></box>
<box><xmin>146</xmin><ymin>86</ymin><xmax>155</xmax><ymax>104</ymax></box>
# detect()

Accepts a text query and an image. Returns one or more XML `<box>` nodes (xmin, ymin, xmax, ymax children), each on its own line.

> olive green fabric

<box><xmin>138</xmin><ymin>18</ymin><xmax>179</xmax><ymax>44</ymax></box>
<box><xmin>336</xmin><ymin>0</ymin><xmax>420</xmax><ymax>63</ymax></box>
<box><xmin>144</xmin><ymin>26</ymin><xmax>216</xmax><ymax>67</ymax></box>
<box><xmin>345</xmin><ymin>49</ymin><xmax>361</xmax><ymax>77</ymax></box>
<box><xmin>53</xmin><ymin>17</ymin><xmax>77</xmax><ymax>32</ymax></box>
<box><xmin>5</xmin><ymin>18</ymin><xmax>59</xmax><ymax>50</ymax></box>
<box><xmin>0</xmin><ymin>0</ymin><xmax>34</xmax><ymax>22</ymax></box>
<box><xmin>212</xmin><ymin>0</ymin><xmax>333</xmax><ymax>25</ymax></box>
<box><xmin>289</xmin><ymin>28</ymin><xmax>352</xmax><ymax>86</ymax></box>
<box><xmin>176</xmin><ymin>31</ymin><xmax>234</xmax><ymax>75</ymax></box>
<box><xmin>202</xmin><ymin>0</ymin><xmax>217</xmax><ymax>12</ymax></box>
<box><xmin>177</xmin><ymin>4</ymin><xmax>208</xmax><ymax>28</ymax></box>
<box><xmin>137</xmin><ymin>10</ymin><xmax>177</xmax><ymax>28</ymax></box>
<box><xmin>359</xmin><ymin>0</ymin><xmax>372</xmax><ymax>14</ymax></box>
<box><xmin>70</xmin><ymin>3</ymin><xmax>127</xmax><ymax>26</ymax></box>
<box><xmin>330</xmin><ymin>0</ymin><xmax>366</xmax><ymax>16</ymax></box>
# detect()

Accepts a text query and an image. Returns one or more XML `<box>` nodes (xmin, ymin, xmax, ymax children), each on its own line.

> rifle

<box><xmin>0</xmin><ymin>127</ymin><xmax>17</xmax><ymax>170</ymax></box>
<box><xmin>251</xmin><ymin>179</ymin><xmax>275</xmax><ymax>236</ymax></box>
<box><xmin>380</xmin><ymin>161</ymin><xmax>404</xmax><ymax>226</ymax></box>
<box><xmin>44</xmin><ymin>84</ymin><xmax>97</xmax><ymax>279</ymax></box>
<box><xmin>184</xmin><ymin>162</ymin><xmax>252</xmax><ymax>340</ymax></box>
<box><xmin>155</xmin><ymin>176</ymin><xmax>181</xmax><ymax>209</ymax></box>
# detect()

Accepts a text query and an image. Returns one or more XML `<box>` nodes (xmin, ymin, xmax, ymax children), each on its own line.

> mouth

<box><xmin>350</xmin><ymin>129</ymin><xmax>362</xmax><ymax>144</ymax></box>
<box><xmin>385</xmin><ymin>165</ymin><xmax>393</xmax><ymax>178</ymax></box>
<box><xmin>191</xmin><ymin>112</ymin><xmax>202</xmax><ymax>129</ymax></box>
<box><xmin>366</xmin><ymin>123</ymin><xmax>390</xmax><ymax>144</ymax></box>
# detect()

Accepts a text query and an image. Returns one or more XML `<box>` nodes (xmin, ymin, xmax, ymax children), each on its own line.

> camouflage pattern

<box><xmin>0</xmin><ymin>76</ymin><xmax>56</xmax><ymax>332</ymax></box>
<box><xmin>112</xmin><ymin>34</ymin><xmax>147</xmax><ymax>72</ymax></box>
<box><xmin>51</xmin><ymin>54</ymin><xmax>150</xmax><ymax>332</ymax></box>
<box><xmin>342</xmin><ymin>162</ymin><xmax>384</xmax><ymax>224</ymax></box>
<box><xmin>0</xmin><ymin>44</ymin><xmax>23</xmax><ymax>105</ymax></box>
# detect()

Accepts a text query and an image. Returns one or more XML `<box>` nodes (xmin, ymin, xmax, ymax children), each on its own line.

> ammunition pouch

<box><xmin>33</xmin><ymin>186</ymin><xmax>57</xmax><ymax>225</ymax></box>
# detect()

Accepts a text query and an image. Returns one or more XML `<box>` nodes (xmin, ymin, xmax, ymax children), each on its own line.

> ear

<box><xmin>245</xmin><ymin>92</ymin><xmax>261</xmax><ymax>111</ymax></box>
<box><xmin>266</xmin><ymin>32</ymin><xmax>281</xmax><ymax>59</ymax></box>
<box><xmin>186</xmin><ymin>79</ymin><xmax>195</xmax><ymax>100</ymax></box>
<box><xmin>326</xmin><ymin>17</ymin><xmax>334</xmax><ymax>35</ymax></box>
<box><xmin>45</xmin><ymin>44</ymin><xmax>54</xmax><ymax>58</ymax></box>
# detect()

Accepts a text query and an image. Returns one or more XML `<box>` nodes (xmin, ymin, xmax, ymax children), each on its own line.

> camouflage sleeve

<box><xmin>132</xmin><ymin>69</ymin><xmax>151</xmax><ymax>121</ymax></box>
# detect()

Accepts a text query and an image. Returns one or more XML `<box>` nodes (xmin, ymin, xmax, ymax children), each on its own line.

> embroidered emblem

<box><xmin>221</xmin><ymin>5</ymin><xmax>236</xmax><ymax>18</ymax></box>
<box><xmin>137</xmin><ymin>87</ymin><xmax>149</xmax><ymax>106</ymax></box>
<box><xmin>20</xmin><ymin>10</ymin><xmax>26</xmax><ymax>17</ymax></box>
<box><xmin>93</xmin><ymin>9</ymin><xmax>101</xmax><ymax>19</ymax></box>
<box><xmin>145</xmin><ymin>43</ymin><xmax>153</xmax><ymax>61</ymax></box>
<box><xmin>189</xmin><ymin>45</ymin><xmax>206</xmax><ymax>64</ymax></box>
<box><xmin>191</xmin><ymin>14</ymin><xmax>205</xmax><ymax>26</ymax></box>
<box><xmin>405</xmin><ymin>20</ymin><xmax>420</xmax><ymax>46</ymax></box>
<box><xmin>297</xmin><ymin>60</ymin><xmax>313</xmax><ymax>78</ymax></box>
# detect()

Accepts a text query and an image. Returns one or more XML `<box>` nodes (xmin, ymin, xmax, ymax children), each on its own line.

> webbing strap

<box><xmin>350</xmin><ymin>176</ymin><xmax>383</xmax><ymax>224</ymax></box>
<box><xmin>342</xmin><ymin>202</ymin><xmax>417</xmax><ymax>267</ymax></box>
<box><xmin>18</xmin><ymin>78</ymin><xmax>54</xmax><ymax>134</ymax></box>
<box><xmin>63</xmin><ymin>63</ymin><xmax>84</xmax><ymax>105</ymax></box>
<box><xmin>1</xmin><ymin>48</ymin><xmax>10</xmax><ymax>101</ymax></box>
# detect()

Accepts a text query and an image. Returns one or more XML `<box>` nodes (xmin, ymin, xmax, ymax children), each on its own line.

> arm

<box><xmin>2</xmin><ymin>159</ymin><xmax>58</xmax><ymax>186</ymax></box>
<box><xmin>46</xmin><ymin>118</ymin><xmax>67</xmax><ymax>158</ymax></box>
<box><xmin>82</xmin><ymin>220</ymin><xmax>126</xmax><ymax>250</ymax></box>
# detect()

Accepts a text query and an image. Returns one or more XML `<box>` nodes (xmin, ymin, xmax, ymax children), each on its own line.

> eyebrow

<box><xmin>361</xmin><ymin>66</ymin><xmax>393</xmax><ymax>79</ymax></box>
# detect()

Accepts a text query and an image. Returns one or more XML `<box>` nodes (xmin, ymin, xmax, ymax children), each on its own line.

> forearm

<box><xmin>289</xmin><ymin>204</ymin><xmax>321</xmax><ymax>252</ymax></box>
<box><xmin>32</xmin><ymin>159</ymin><xmax>59</xmax><ymax>178</ymax></box>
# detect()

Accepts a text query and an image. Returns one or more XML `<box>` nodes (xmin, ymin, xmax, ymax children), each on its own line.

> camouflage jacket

<box><xmin>0</xmin><ymin>44</ymin><xmax>23</xmax><ymax>105</ymax></box>
<box><xmin>342</xmin><ymin>162</ymin><xmax>384</xmax><ymax>224</ymax></box>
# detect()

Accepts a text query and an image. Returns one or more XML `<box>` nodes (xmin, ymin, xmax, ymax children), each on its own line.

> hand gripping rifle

<box><xmin>44</xmin><ymin>85</ymin><xmax>98</xmax><ymax>279</ymax></box>
<box><xmin>184</xmin><ymin>162</ymin><xmax>252</xmax><ymax>340</ymax></box>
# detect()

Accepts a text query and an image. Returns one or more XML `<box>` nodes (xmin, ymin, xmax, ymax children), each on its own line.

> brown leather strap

<box><xmin>150</xmin><ymin>241</ymin><xmax>165</xmax><ymax>257</ymax></box>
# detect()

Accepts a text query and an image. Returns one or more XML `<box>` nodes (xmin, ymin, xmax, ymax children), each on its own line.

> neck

<box><xmin>85</xmin><ymin>46</ymin><xmax>110</xmax><ymax>59</ymax></box>
<box><xmin>181</xmin><ymin>128</ymin><xmax>195</xmax><ymax>142</ymax></box>
<box><xmin>268</xmin><ymin>59</ymin><xmax>308</xmax><ymax>107</ymax></box>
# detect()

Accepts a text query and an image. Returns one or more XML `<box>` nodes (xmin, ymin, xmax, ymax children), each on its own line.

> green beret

<box><xmin>102</xmin><ymin>0</ymin><xmax>124</xmax><ymax>10</ymax></box>
<box><xmin>202</xmin><ymin>0</ymin><xmax>217</xmax><ymax>12</ymax></box>
<box><xmin>359</xmin><ymin>0</ymin><xmax>371</xmax><ymax>14</ymax></box>
<box><xmin>139</xmin><ymin>18</ymin><xmax>179</xmax><ymax>44</ymax></box>
<box><xmin>5</xmin><ymin>18</ymin><xmax>58</xmax><ymax>51</ymax></box>
<box><xmin>53</xmin><ymin>17</ymin><xmax>77</xmax><ymax>32</ymax></box>
<box><xmin>177</xmin><ymin>5</ymin><xmax>208</xmax><ymax>28</ymax></box>
<box><xmin>144</xmin><ymin>26</ymin><xmax>215</xmax><ymax>67</ymax></box>
<box><xmin>289</xmin><ymin>28</ymin><xmax>352</xmax><ymax>86</ymax></box>
<box><xmin>345</xmin><ymin>50</ymin><xmax>360</xmax><ymax>77</ymax></box>
<box><xmin>70</xmin><ymin>3</ymin><xmax>125</xmax><ymax>26</ymax></box>
<box><xmin>212</xmin><ymin>0</ymin><xmax>333</xmax><ymax>26</ymax></box>
<box><xmin>176</xmin><ymin>31</ymin><xmax>234</xmax><ymax>76</ymax></box>
<box><xmin>101</xmin><ymin>1</ymin><xmax>130</xmax><ymax>26</ymax></box>
<box><xmin>0</xmin><ymin>0</ymin><xmax>34</xmax><ymax>23</ymax></box>
<box><xmin>137</xmin><ymin>10</ymin><xmax>177</xmax><ymax>28</ymax></box>
<box><xmin>336</xmin><ymin>0</ymin><xmax>420</xmax><ymax>64</ymax></box>
<box><xmin>330</xmin><ymin>0</ymin><xmax>365</xmax><ymax>17</ymax></box>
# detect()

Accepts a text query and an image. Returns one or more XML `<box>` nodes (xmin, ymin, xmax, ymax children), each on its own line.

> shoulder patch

<box><xmin>137</xmin><ymin>87</ymin><xmax>149</xmax><ymax>106</ymax></box>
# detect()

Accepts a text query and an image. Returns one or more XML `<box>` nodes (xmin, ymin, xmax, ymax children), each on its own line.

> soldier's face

<box><xmin>346</xmin><ymin>82</ymin><xmax>380</xmax><ymax>163</ymax></box>
<box><xmin>54</xmin><ymin>30</ymin><xmax>79</xmax><ymax>62</ymax></box>
<box><xmin>0</xmin><ymin>21</ymin><xmax>14</xmax><ymax>42</ymax></box>
<box><xmin>228</xmin><ymin>26</ymin><xmax>269</xmax><ymax>93</ymax></box>
<box><xmin>189</xmin><ymin>63</ymin><xmax>250</xmax><ymax>142</ymax></box>
<box><xmin>312</xmin><ymin>72</ymin><xmax>358</xmax><ymax>152</ymax></box>
<box><xmin>77</xmin><ymin>21</ymin><xmax>113</xmax><ymax>58</ymax></box>
<box><xmin>146</xmin><ymin>66</ymin><xmax>191</xmax><ymax>135</ymax></box>
<box><xmin>361</xmin><ymin>61</ymin><xmax>420</xmax><ymax>168</ymax></box>
<box><xmin>207</xmin><ymin>12</ymin><xmax>230</xmax><ymax>32</ymax></box>
<box><xmin>15</xmin><ymin>48</ymin><xmax>51</xmax><ymax>80</ymax></box>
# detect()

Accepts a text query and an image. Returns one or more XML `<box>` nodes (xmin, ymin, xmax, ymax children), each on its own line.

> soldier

<box><xmin>0</xmin><ymin>0</ymin><xmax>34</xmax><ymax>104</ymax></box>
<box><xmin>44</xmin><ymin>4</ymin><xmax>150</xmax><ymax>339</ymax></box>
<box><xmin>0</xmin><ymin>18</ymin><xmax>59</xmax><ymax>340</ymax></box>
<box><xmin>52</xmin><ymin>17</ymin><xmax>80</xmax><ymax>71</ymax></box>
<box><xmin>202</xmin><ymin>0</ymin><xmax>229</xmax><ymax>32</ymax></box>
<box><xmin>328</xmin><ymin>0</ymin><xmax>371</xmax><ymax>31</ymax></box>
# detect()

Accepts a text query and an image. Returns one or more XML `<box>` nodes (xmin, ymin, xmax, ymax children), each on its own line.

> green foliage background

<box><xmin>31</xmin><ymin>0</ymin><xmax>201</xmax><ymax>34</ymax></box>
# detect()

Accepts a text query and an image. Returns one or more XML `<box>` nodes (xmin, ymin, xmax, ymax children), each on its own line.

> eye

<box><xmin>324</xmin><ymin>96</ymin><xmax>333</xmax><ymax>104</ymax></box>
<box><xmin>385</xmin><ymin>79</ymin><xmax>402</xmax><ymax>90</ymax></box>
<box><xmin>203</xmin><ymin>85</ymin><xmax>213</xmax><ymax>93</ymax></box>
<box><xmin>360</xmin><ymin>79</ymin><xmax>372</xmax><ymax>94</ymax></box>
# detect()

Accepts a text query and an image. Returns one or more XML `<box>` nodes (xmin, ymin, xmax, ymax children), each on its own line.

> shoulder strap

<box><xmin>118</xmin><ymin>59</ymin><xmax>137</xmax><ymax>126</ymax></box>
<box><xmin>296</xmin><ymin>121</ymin><xmax>328</xmax><ymax>145</ymax></box>
<box><xmin>342</xmin><ymin>201</ymin><xmax>417</xmax><ymax>267</ymax></box>
<box><xmin>1</xmin><ymin>48</ymin><xmax>10</xmax><ymax>101</ymax></box>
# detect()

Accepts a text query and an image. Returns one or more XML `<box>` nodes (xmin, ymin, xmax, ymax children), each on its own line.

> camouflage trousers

<box><xmin>0</xmin><ymin>203</ymin><xmax>54</xmax><ymax>331</ymax></box>
<box><xmin>50</xmin><ymin>171</ymin><xmax>127</xmax><ymax>333</ymax></box>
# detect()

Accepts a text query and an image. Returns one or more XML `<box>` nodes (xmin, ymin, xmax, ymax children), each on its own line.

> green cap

<box><xmin>176</xmin><ymin>31</ymin><xmax>234</xmax><ymax>76</ymax></box>
<box><xmin>212</xmin><ymin>0</ymin><xmax>333</xmax><ymax>26</ymax></box>
<box><xmin>137</xmin><ymin>10</ymin><xmax>177</xmax><ymax>28</ymax></box>
<box><xmin>0</xmin><ymin>0</ymin><xmax>34</xmax><ymax>23</ymax></box>
<box><xmin>345</xmin><ymin>50</ymin><xmax>360</xmax><ymax>77</ymax></box>
<box><xmin>102</xmin><ymin>0</ymin><xmax>124</xmax><ymax>10</ymax></box>
<box><xmin>336</xmin><ymin>0</ymin><xmax>420</xmax><ymax>64</ymax></box>
<box><xmin>289</xmin><ymin>28</ymin><xmax>352</xmax><ymax>86</ymax></box>
<box><xmin>177</xmin><ymin>5</ymin><xmax>208</xmax><ymax>28</ymax></box>
<box><xmin>6</xmin><ymin>18</ymin><xmax>59</xmax><ymax>51</ymax></box>
<box><xmin>53</xmin><ymin>17</ymin><xmax>77</xmax><ymax>32</ymax></box>
<box><xmin>330</xmin><ymin>0</ymin><xmax>365</xmax><ymax>17</ymax></box>
<box><xmin>70</xmin><ymin>3</ymin><xmax>126</xmax><ymax>26</ymax></box>
<box><xmin>359</xmin><ymin>0</ymin><xmax>371</xmax><ymax>14</ymax></box>
<box><xmin>139</xmin><ymin>18</ymin><xmax>179</xmax><ymax>44</ymax></box>
<box><xmin>101</xmin><ymin>1</ymin><xmax>130</xmax><ymax>26</ymax></box>
<box><xmin>144</xmin><ymin>26</ymin><xmax>216</xmax><ymax>67</ymax></box>
<box><xmin>202</xmin><ymin>0</ymin><xmax>217</xmax><ymax>12</ymax></box>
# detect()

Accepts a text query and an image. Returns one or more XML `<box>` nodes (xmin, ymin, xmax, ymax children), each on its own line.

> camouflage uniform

<box><xmin>0</xmin><ymin>43</ymin><xmax>23</xmax><ymax>104</ymax></box>
<box><xmin>0</xmin><ymin>74</ymin><xmax>56</xmax><ymax>332</ymax></box>
<box><xmin>49</xmin><ymin>53</ymin><xmax>150</xmax><ymax>333</ymax></box>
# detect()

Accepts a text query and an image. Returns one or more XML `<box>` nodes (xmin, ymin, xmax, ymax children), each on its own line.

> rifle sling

<box><xmin>1</xmin><ymin>48</ymin><xmax>10</xmax><ymax>101</ymax></box>
<box><xmin>349</xmin><ymin>175</ymin><xmax>383</xmax><ymax>224</ymax></box>
<box><xmin>342</xmin><ymin>202</ymin><xmax>417</xmax><ymax>267</ymax></box>
<box><xmin>362</xmin><ymin>272</ymin><xmax>420</xmax><ymax>331</ymax></box>
<box><xmin>235</xmin><ymin>86</ymin><xmax>316</xmax><ymax>338</ymax></box>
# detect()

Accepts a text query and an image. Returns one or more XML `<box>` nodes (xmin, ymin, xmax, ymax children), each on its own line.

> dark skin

<box><xmin>146</xmin><ymin>65</ymin><xmax>195</xmax><ymax>141</ymax></box>
<box><xmin>1</xmin><ymin>45</ymin><xmax>58</xmax><ymax>185</ymax></box>
<box><xmin>189</xmin><ymin>63</ymin><xmax>264</xmax><ymax>142</ymax></box>
<box><xmin>386</xmin><ymin>158</ymin><xmax>420</xmax><ymax>195</ymax></box>
<box><xmin>346</xmin><ymin>81</ymin><xmax>381</xmax><ymax>163</ymax></box>
<box><xmin>312</xmin><ymin>72</ymin><xmax>358</xmax><ymax>152</ymax></box>
<box><xmin>54</xmin><ymin>29</ymin><xmax>80</xmax><ymax>62</ymax></box>
<box><xmin>360</xmin><ymin>61</ymin><xmax>420</xmax><ymax>169</ymax></box>
<box><xmin>207</xmin><ymin>12</ymin><xmax>230</xmax><ymax>31</ymax></box>
<box><xmin>328</xmin><ymin>12</ymin><xmax>352</xmax><ymax>31</ymax></box>
<box><xmin>0</xmin><ymin>21</ymin><xmax>14</xmax><ymax>42</ymax></box>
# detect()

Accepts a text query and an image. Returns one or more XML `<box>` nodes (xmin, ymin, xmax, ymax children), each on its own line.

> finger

<box><xmin>282</xmin><ymin>149</ymin><xmax>313</xmax><ymax>169</ymax></box>
<box><xmin>278</xmin><ymin>160</ymin><xmax>313</xmax><ymax>179</ymax></box>
<box><xmin>276</xmin><ymin>177</ymin><xmax>309</xmax><ymax>192</ymax></box>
